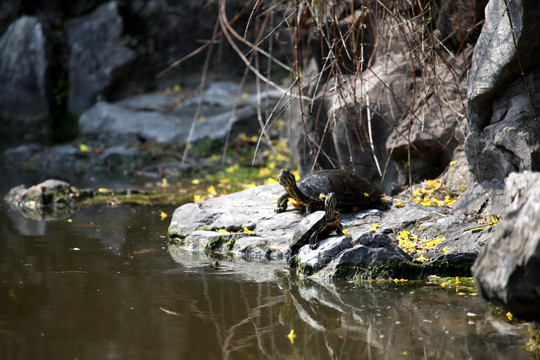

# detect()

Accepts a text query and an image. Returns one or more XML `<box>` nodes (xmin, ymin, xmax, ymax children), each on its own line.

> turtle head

<box><xmin>278</xmin><ymin>169</ymin><xmax>296</xmax><ymax>188</ymax></box>
<box><xmin>324</xmin><ymin>192</ymin><xmax>337</xmax><ymax>220</ymax></box>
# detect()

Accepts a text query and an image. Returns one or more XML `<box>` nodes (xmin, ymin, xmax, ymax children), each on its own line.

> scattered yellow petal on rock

<box><xmin>79</xmin><ymin>144</ymin><xmax>91</xmax><ymax>153</ymax></box>
<box><xmin>243</xmin><ymin>227</ymin><xmax>255</xmax><ymax>234</ymax></box>
<box><xmin>506</xmin><ymin>312</ymin><xmax>513</xmax><ymax>321</ymax></box>
<box><xmin>395</xmin><ymin>201</ymin><xmax>404</xmax><ymax>208</ymax></box>
<box><xmin>370</xmin><ymin>223</ymin><xmax>381</xmax><ymax>231</ymax></box>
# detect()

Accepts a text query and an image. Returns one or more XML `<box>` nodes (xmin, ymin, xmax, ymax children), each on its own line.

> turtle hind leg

<box><xmin>285</xmin><ymin>247</ymin><xmax>299</xmax><ymax>267</ymax></box>
<box><xmin>275</xmin><ymin>194</ymin><xmax>289</xmax><ymax>213</ymax></box>
<box><xmin>308</xmin><ymin>229</ymin><xmax>321</xmax><ymax>249</ymax></box>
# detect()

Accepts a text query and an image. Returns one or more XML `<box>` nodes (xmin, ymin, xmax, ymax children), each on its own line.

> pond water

<box><xmin>0</xmin><ymin>167</ymin><xmax>533</xmax><ymax>359</ymax></box>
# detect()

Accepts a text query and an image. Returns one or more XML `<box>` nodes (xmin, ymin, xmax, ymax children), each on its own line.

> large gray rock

<box><xmin>0</xmin><ymin>16</ymin><xmax>50</xmax><ymax>123</ymax></box>
<box><xmin>79</xmin><ymin>101</ymin><xmax>186</xmax><ymax>143</ymax></box>
<box><xmin>472</xmin><ymin>171</ymin><xmax>540</xmax><ymax>321</ymax></box>
<box><xmin>66</xmin><ymin>1</ymin><xmax>136</xmax><ymax>115</ymax></box>
<box><xmin>465</xmin><ymin>0</ymin><xmax>540</xmax><ymax>182</ymax></box>
<box><xmin>168</xmin><ymin>183</ymin><xmax>495</xmax><ymax>280</ymax></box>
<box><xmin>78</xmin><ymin>99</ymin><xmax>258</xmax><ymax>144</ymax></box>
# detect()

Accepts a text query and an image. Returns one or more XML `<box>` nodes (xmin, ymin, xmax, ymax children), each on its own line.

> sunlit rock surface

<box><xmin>168</xmin><ymin>184</ymin><xmax>495</xmax><ymax>280</ymax></box>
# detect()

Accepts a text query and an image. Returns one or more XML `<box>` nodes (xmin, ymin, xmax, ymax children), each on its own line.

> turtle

<box><xmin>275</xmin><ymin>169</ymin><xmax>384</xmax><ymax>214</ymax></box>
<box><xmin>286</xmin><ymin>192</ymin><xmax>343</xmax><ymax>265</ymax></box>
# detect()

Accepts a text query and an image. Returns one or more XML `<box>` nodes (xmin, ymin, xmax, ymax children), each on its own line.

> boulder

<box><xmin>78</xmin><ymin>101</ymin><xmax>186</xmax><ymax>144</ymax></box>
<box><xmin>66</xmin><ymin>1</ymin><xmax>136</xmax><ymax>115</ymax></box>
<box><xmin>168</xmin><ymin>183</ymin><xmax>495</xmax><ymax>280</ymax></box>
<box><xmin>472</xmin><ymin>171</ymin><xmax>540</xmax><ymax>321</ymax></box>
<box><xmin>4</xmin><ymin>179</ymin><xmax>83</xmax><ymax>220</ymax></box>
<box><xmin>0</xmin><ymin>16</ymin><xmax>50</xmax><ymax>124</ymax></box>
<box><xmin>465</xmin><ymin>0</ymin><xmax>540</xmax><ymax>182</ymax></box>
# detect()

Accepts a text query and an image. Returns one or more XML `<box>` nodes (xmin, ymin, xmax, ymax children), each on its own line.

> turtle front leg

<box><xmin>336</xmin><ymin>222</ymin><xmax>344</xmax><ymax>236</ymax></box>
<box><xmin>275</xmin><ymin>194</ymin><xmax>289</xmax><ymax>213</ymax></box>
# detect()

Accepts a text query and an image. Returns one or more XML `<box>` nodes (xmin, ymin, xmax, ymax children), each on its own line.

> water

<box><xmin>0</xmin><ymin>168</ymin><xmax>532</xmax><ymax>359</ymax></box>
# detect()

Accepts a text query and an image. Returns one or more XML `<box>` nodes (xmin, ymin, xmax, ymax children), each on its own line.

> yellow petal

<box><xmin>160</xmin><ymin>211</ymin><xmax>168</xmax><ymax>220</ymax></box>
<box><xmin>79</xmin><ymin>144</ymin><xmax>91</xmax><ymax>153</ymax></box>
<box><xmin>207</xmin><ymin>185</ymin><xmax>217</xmax><ymax>196</ymax></box>
<box><xmin>287</xmin><ymin>329</ymin><xmax>296</xmax><ymax>344</ymax></box>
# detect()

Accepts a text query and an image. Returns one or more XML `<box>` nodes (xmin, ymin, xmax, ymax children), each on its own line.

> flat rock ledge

<box><xmin>168</xmin><ymin>184</ymin><xmax>494</xmax><ymax>281</ymax></box>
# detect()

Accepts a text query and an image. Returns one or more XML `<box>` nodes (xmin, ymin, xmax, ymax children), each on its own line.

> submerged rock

<box><xmin>4</xmin><ymin>179</ymin><xmax>85</xmax><ymax>221</ymax></box>
<box><xmin>168</xmin><ymin>184</ymin><xmax>493</xmax><ymax>280</ymax></box>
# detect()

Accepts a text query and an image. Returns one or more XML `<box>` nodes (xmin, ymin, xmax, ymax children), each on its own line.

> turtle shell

<box><xmin>287</xmin><ymin>209</ymin><xmax>342</xmax><ymax>266</ymax></box>
<box><xmin>292</xmin><ymin>211</ymin><xmax>327</xmax><ymax>246</ymax></box>
<box><xmin>297</xmin><ymin>170</ymin><xmax>383</xmax><ymax>211</ymax></box>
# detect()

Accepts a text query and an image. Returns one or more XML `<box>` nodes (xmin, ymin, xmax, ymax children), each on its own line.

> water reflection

<box><xmin>0</xmin><ymin>203</ymin><xmax>531</xmax><ymax>359</ymax></box>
